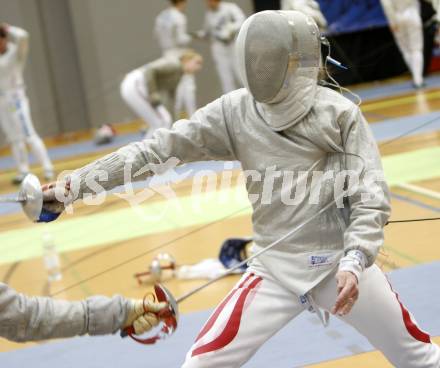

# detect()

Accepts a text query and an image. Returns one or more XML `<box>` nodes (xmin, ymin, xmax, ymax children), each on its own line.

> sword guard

<box><xmin>19</xmin><ymin>174</ymin><xmax>43</xmax><ymax>222</ymax></box>
<box><xmin>121</xmin><ymin>284</ymin><xmax>179</xmax><ymax>345</ymax></box>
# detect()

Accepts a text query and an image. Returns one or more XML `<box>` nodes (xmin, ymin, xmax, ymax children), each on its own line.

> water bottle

<box><xmin>42</xmin><ymin>231</ymin><xmax>62</xmax><ymax>282</ymax></box>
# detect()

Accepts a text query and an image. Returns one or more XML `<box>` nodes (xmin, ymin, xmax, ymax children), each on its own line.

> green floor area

<box><xmin>0</xmin><ymin>186</ymin><xmax>251</xmax><ymax>264</ymax></box>
<box><xmin>382</xmin><ymin>146</ymin><xmax>440</xmax><ymax>186</ymax></box>
<box><xmin>0</xmin><ymin>146</ymin><xmax>439</xmax><ymax>264</ymax></box>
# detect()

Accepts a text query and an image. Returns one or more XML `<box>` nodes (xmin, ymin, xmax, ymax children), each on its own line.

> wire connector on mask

<box><xmin>326</xmin><ymin>56</ymin><xmax>348</xmax><ymax>70</ymax></box>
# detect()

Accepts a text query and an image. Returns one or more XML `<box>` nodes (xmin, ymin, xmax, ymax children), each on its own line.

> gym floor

<box><xmin>0</xmin><ymin>74</ymin><xmax>439</xmax><ymax>367</ymax></box>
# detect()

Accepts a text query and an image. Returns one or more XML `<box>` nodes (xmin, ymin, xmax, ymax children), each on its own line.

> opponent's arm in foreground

<box><xmin>333</xmin><ymin>106</ymin><xmax>391</xmax><ymax>316</ymax></box>
<box><xmin>0</xmin><ymin>283</ymin><xmax>165</xmax><ymax>342</ymax></box>
<box><xmin>42</xmin><ymin>96</ymin><xmax>234</xmax><ymax>212</ymax></box>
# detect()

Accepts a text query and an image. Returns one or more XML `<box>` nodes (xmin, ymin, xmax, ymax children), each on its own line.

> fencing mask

<box><xmin>235</xmin><ymin>10</ymin><xmax>321</xmax><ymax>131</ymax></box>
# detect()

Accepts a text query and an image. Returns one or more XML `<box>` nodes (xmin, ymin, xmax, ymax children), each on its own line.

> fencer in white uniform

<box><xmin>155</xmin><ymin>0</ymin><xmax>197</xmax><ymax>118</ymax></box>
<box><xmin>381</xmin><ymin>0</ymin><xmax>425</xmax><ymax>88</ymax></box>
<box><xmin>281</xmin><ymin>0</ymin><xmax>327</xmax><ymax>29</ymax></box>
<box><xmin>0</xmin><ymin>24</ymin><xmax>54</xmax><ymax>184</ymax></box>
<box><xmin>155</xmin><ymin>0</ymin><xmax>192</xmax><ymax>58</ymax></box>
<box><xmin>0</xmin><ymin>282</ymin><xmax>165</xmax><ymax>342</ymax></box>
<box><xmin>197</xmin><ymin>0</ymin><xmax>245</xmax><ymax>93</ymax></box>
<box><xmin>43</xmin><ymin>11</ymin><xmax>440</xmax><ymax>368</ymax></box>
<box><xmin>120</xmin><ymin>51</ymin><xmax>203</xmax><ymax>139</ymax></box>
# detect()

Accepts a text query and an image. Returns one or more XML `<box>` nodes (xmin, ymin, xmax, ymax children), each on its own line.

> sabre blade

<box><xmin>176</xmin><ymin>191</ymin><xmax>347</xmax><ymax>304</ymax></box>
<box><xmin>0</xmin><ymin>196</ymin><xmax>26</xmax><ymax>203</ymax></box>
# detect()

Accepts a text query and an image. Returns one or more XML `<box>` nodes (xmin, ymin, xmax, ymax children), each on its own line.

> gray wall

<box><xmin>0</xmin><ymin>0</ymin><xmax>60</xmax><ymax>146</ymax></box>
<box><xmin>0</xmin><ymin>0</ymin><xmax>253</xmax><ymax>147</ymax></box>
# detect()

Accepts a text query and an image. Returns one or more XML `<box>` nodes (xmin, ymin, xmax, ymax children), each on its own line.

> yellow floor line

<box><xmin>362</xmin><ymin>90</ymin><xmax>440</xmax><ymax>112</ymax></box>
<box><xmin>397</xmin><ymin>183</ymin><xmax>440</xmax><ymax>201</ymax></box>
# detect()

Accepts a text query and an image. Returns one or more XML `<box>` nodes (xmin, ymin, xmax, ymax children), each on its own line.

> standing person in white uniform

<box><xmin>155</xmin><ymin>0</ymin><xmax>197</xmax><ymax>118</ymax></box>
<box><xmin>42</xmin><ymin>11</ymin><xmax>440</xmax><ymax>368</ymax></box>
<box><xmin>197</xmin><ymin>0</ymin><xmax>245</xmax><ymax>93</ymax></box>
<box><xmin>381</xmin><ymin>0</ymin><xmax>425</xmax><ymax>88</ymax></box>
<box><xmin>120</xmin><ymin>51</ymin><xmax>203</xmax><ymax>139</ymax></box>
<box><xmin>281</xmin><ymin>0</ymin><xmax>327</xmax><ymax>30</ymax></box>
<box><xmin>155</xmin><ymin>0</ymin><xmax>192</xmax><ymax>58</ymax></box>
<box><xmin>0</xmin><ymin>281</ymin><xmax>166</xmax><ymax>342</ymax></box>
<box><xmin>0</xmin><ymin>24</ymin><xmax>54</xmax><ymax>184</ymax></box>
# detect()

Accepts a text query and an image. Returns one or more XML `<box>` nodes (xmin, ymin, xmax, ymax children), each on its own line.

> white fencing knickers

<box><xmin>391</xmin><ymin>6</ymin><xmax>424</xmax><ymax>87</ymax></box>
<box><xmin>0</xmin><ymin>88</ymin><xmax>53</xmax><ymax>176</ymax></box>
<box><xmin>182</xmin><ymin>261</ymin><xmax>440</xmax><ymax>368</ymax></box>
<box><xmin>211</xmin><ymin>41</ymin><xmax>241</xmax><ymax>94</ymax></box>
<box><xmin>120</xmin><ymin>69</ymin><xmax>172</xmax><ymax>139</ymax></box>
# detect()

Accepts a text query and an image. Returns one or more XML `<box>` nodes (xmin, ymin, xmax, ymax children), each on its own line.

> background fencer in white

<box><xmin>381</xmin><ymin>0</ymin><xmax>425</xmax><ymax>88</ymax></box>
<box><xmin>154</xmin><ymin>0</ymin><xmax>192</xmax><ymax>58</ymax></box>
<box><xmin>281</xmin><ymin>0</ymin><xmax>327</xmax><ymax>30</ymax></box>
<box><xmin>0</xmin><ymin>24</ymin><xmax>54</xmax><ymax>184</ymax></box>
<box><xmin>120</xmin><ymin>51</ymin><xmax>203</xmax><ymax>139</ymax></box>
<box><xmin>198</xmin><ymin>0</ymin><xmax>246</xmax><ymax>94</ymax></box>
<box><xmin>155</xmin><ymin>0</ymin><xmax>197</xmax><ymax>118</ymax></box>
<box><xmin>120</xmin><ymin>68</ymin><xmax>173</xmax><ymax>140</ymax></box>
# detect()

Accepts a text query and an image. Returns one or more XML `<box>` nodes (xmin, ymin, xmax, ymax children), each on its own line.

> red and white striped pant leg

<box><xmin>182</xmin><ymin>271</ymin><xmax>305</xmax><ymax>368</ymax></box>
<box><xmin>314</xmin><ymin>265</ymin><xmax>440</xmax><ymax>368</ymax></box>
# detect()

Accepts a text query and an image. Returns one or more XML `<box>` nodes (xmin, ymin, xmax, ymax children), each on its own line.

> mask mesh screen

<box><xmin>245</xmin><ymin>13</ymin><xmax>293</xmax><ymax>103</ymax></box>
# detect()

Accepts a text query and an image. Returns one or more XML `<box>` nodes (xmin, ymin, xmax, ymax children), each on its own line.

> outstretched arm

<box><xmin>0</xmin><ymin>283</ymin><xmax>164</xmax><ymax>342</ymax></box>
<box><xmin>43</xmin><ymin>96</ymin><xmax>235</xmax><ymax>211</ymax></box>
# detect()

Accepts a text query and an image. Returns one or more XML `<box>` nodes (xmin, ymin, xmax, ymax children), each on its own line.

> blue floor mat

<box><xmin>353</xmin><ymin>74</ymin><xmax>440</xmax><ymax>101</ymax></box>
<box><xmin>1</xmin><ymin>262</ymin><xmax>439</xmax><ymax>368</ymax></box>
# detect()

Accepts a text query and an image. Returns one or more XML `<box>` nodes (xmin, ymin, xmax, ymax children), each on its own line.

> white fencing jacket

<box><xmin>154</xmin><ymin>7</ymin><xmax>191</xmax><ymax>56</ymax></box>
<box><xmin>201</xmin><ymin>2</ymin><xmax>246</xmax><ymax>44</ymax></box>
<box><xmin>72</xmin><ymin>86</ymin><xmax>391</xmax><ymax>296</ymax></box>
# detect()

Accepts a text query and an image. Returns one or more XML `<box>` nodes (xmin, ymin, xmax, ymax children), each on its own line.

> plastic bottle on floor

<box><xmin>42</xmin><ymin>231</ymin><xmax>62</xmax><ymax>282</ymax></box>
